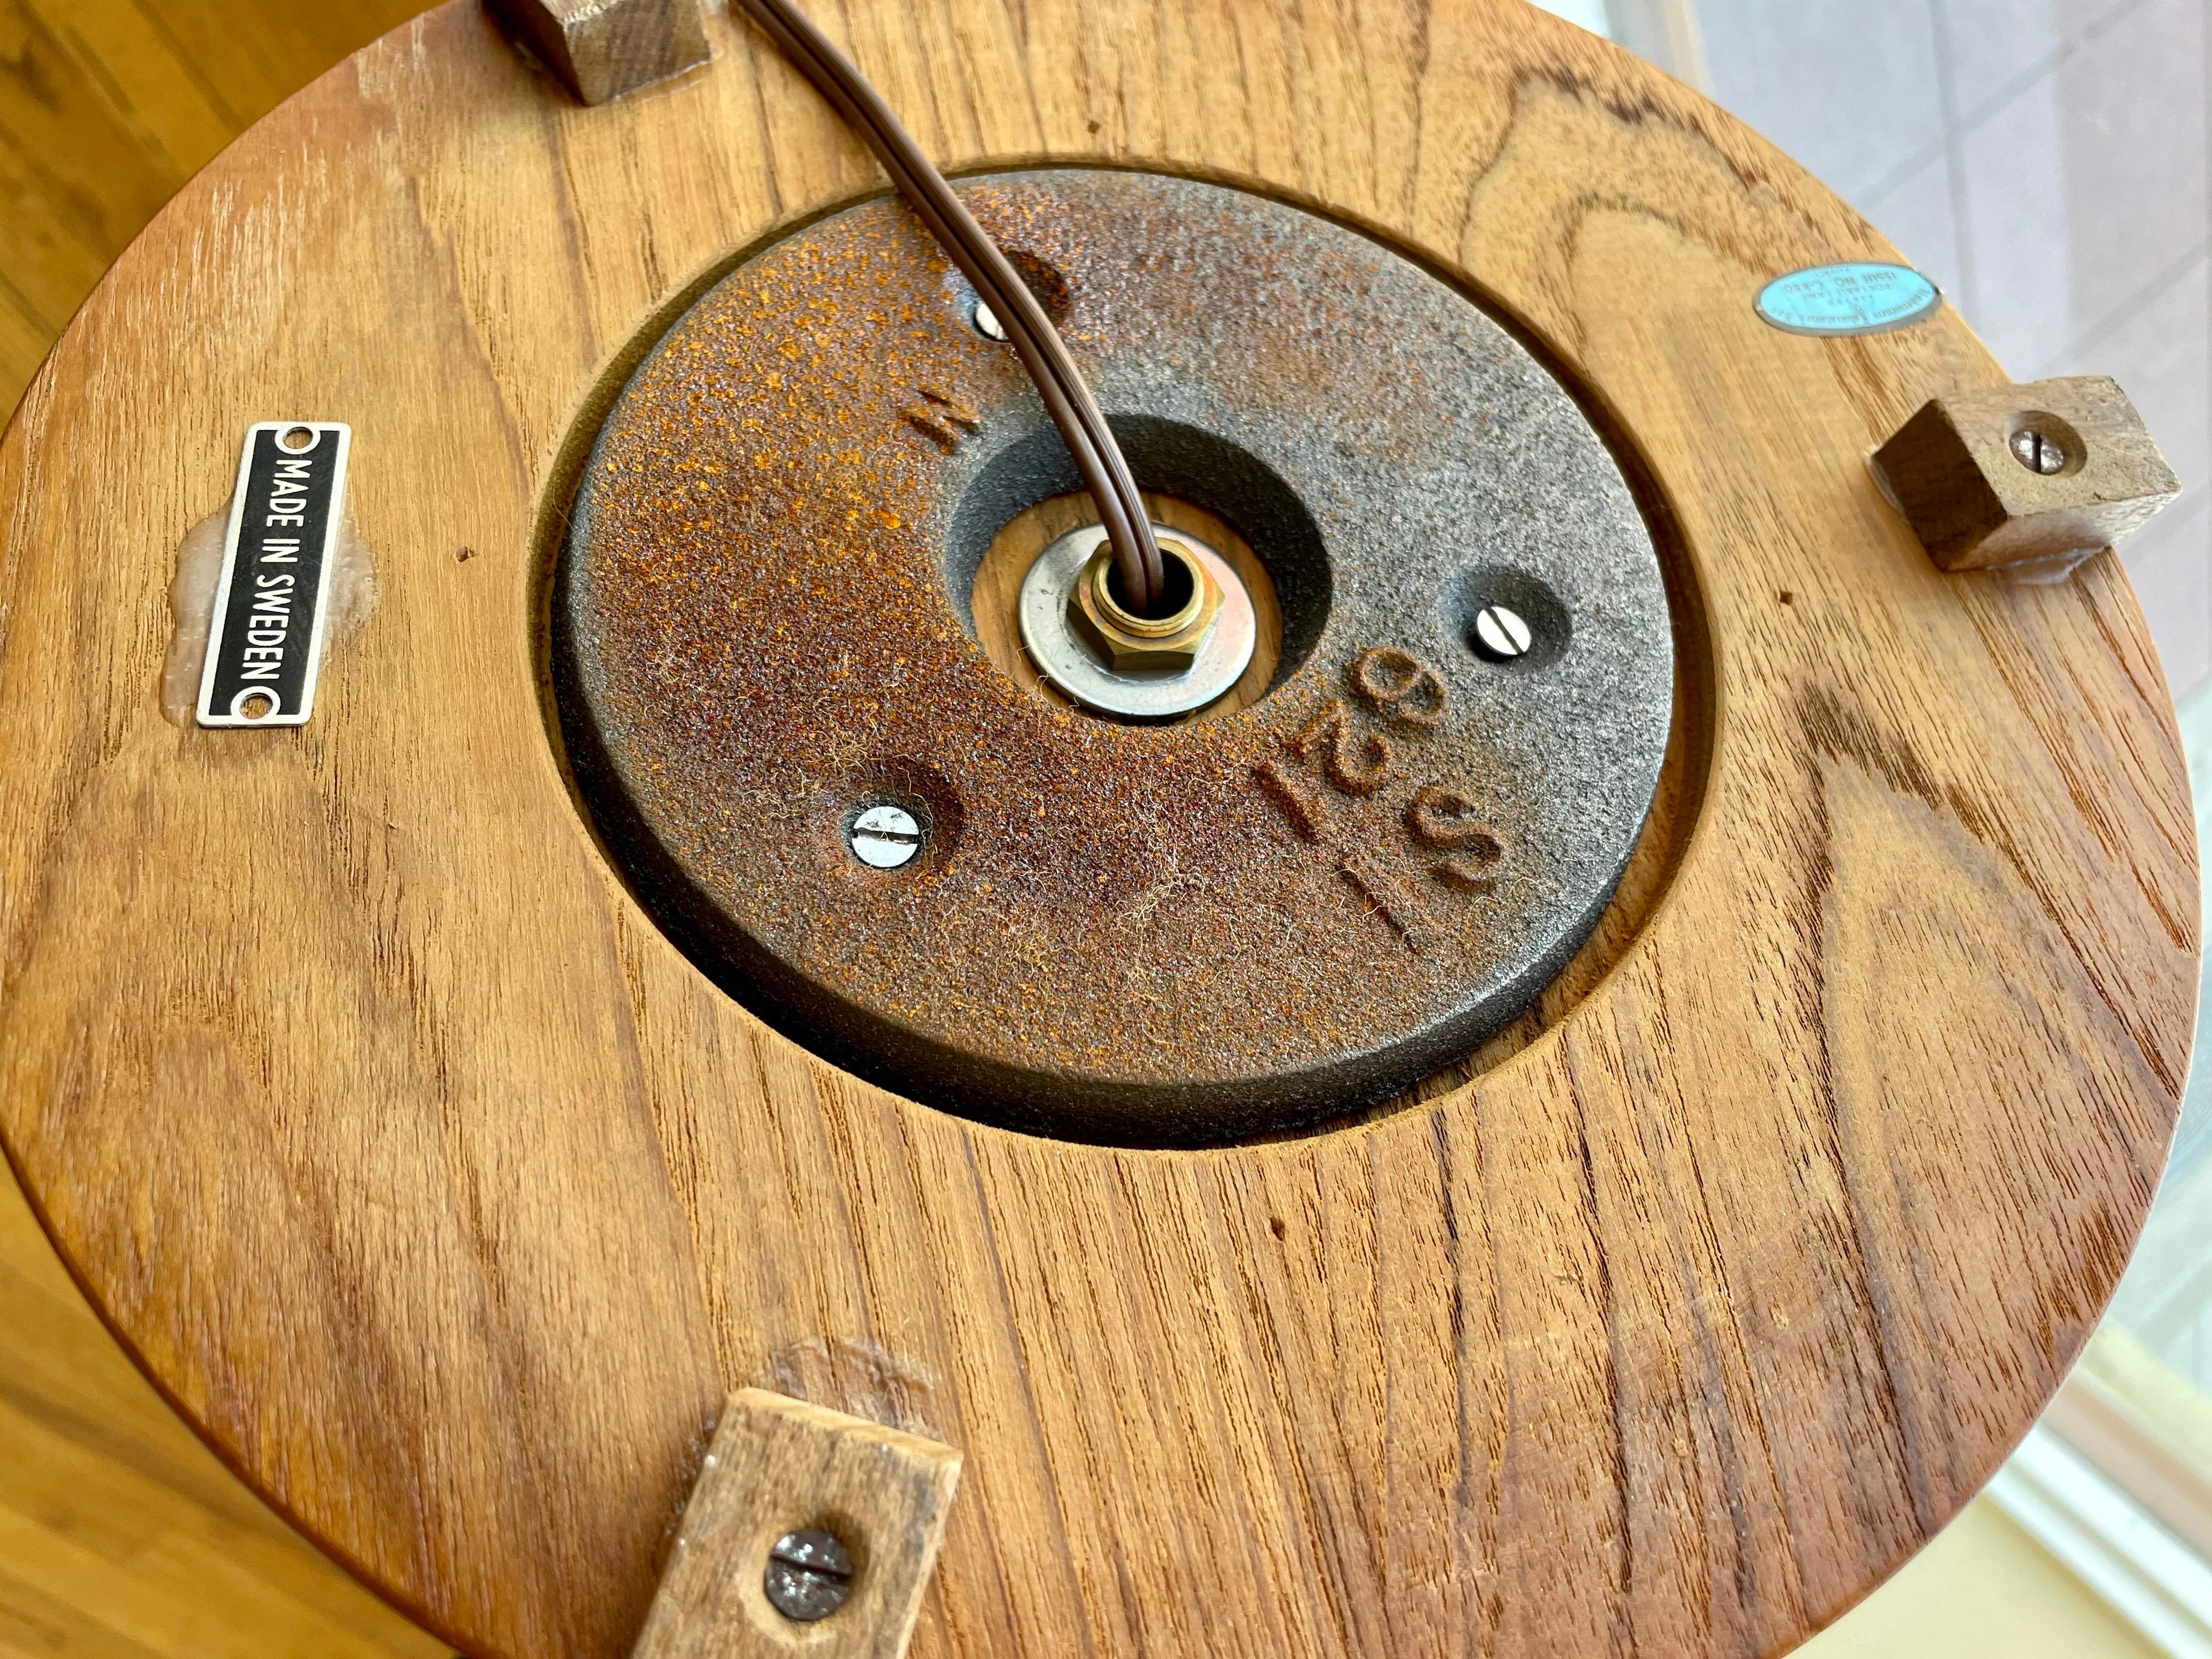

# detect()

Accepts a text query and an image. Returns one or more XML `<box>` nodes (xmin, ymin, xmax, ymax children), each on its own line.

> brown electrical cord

<box><xmin>732</xmin><ymin>0</ymin><xmax>1167</xmax><ymax>614</ymax></box>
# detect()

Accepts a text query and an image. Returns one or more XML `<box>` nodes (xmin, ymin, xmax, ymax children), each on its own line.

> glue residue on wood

<box><xmin>161</xmin><ymin>506</ymin><xmax>377</xmax><ymax>726</ymax></box>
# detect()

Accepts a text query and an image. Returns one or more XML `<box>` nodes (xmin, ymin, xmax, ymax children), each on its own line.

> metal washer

<box><xmin>1018</xmin><ymin>523</ymin><xmax>1256</xmax><ymax>717</ymax></box>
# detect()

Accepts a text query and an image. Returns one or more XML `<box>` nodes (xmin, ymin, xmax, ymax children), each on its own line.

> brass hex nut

<box><xmin>1874</xmin><ymin>375</ymin><xmax>2179</xmax><ymax>573</ymax></box>
<box><xmin>1070</xmin><ymin>539</ymin><xmax>1224</xmax><ymax>672</ymax></box>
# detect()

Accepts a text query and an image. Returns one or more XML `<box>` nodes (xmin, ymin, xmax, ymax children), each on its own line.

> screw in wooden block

<box><xmin>483</xmin><ymin>0</ymin><xmax>709</xmax><ymax>105</ymax></box>
<box><xmin>763</xmin><ymin>1528</ymin><xmax>854</xmax><ymax>1621</ymax></box>
<box><xmin>626</xmin><ymin>1391</ymin><xmax>959</xmax><ymax>1659</ymax></box>
<box><xmin>1872</xmin><ymin>374</ymin><xmax>2179</xmax><ymax>575</ymax></box>
<box><xmin>2009</xmin><ymin>425</ymin><xmax>2069</xmax><ymax>476</ymax></box>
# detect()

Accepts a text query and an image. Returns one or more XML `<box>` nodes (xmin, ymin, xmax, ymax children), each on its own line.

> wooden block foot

<box><xmin>1874</xmin><ymin>374</ymin><xmax>2180</xmax><ymax>574</ymax></box>
<box><xmin>484</xmin><ymin>0</ymin><xmax>709</xmax><ymax>104</ymax></box>
<box><xmin>629</xmin><ymin>1391</ymin><xmax>962</xmax><ymax>1659</ymax></box>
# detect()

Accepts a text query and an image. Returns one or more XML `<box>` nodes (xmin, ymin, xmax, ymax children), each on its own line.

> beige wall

<box><xmin>1804</xmin><ymin>1499</ymin><xmax>2158</xmax><ymax>1659</ymax></box>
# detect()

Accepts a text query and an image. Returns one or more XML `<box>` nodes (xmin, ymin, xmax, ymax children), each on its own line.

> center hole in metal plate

<box><xmin>946</xmin><ymin>415</ymin><xmax>1332</xmax><ymax>708</ymax></box>
<box><xmin>971</xmin><ymin>493</ymin><xmax>1284</xmax><ymax>724</ymax></box>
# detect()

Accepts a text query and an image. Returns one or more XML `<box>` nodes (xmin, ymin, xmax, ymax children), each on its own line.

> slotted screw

<box><xmin>848</xmin><ymin>803</ymin><xmax>923</xmax><ymax>869</ymax></box>
<box><xmin>2010</xmin><ymin>426</ymin><xmax>2069</xmax><ymax>475</ymax></box>
<box><xmin>764</xmin><ymin>1527</ymin><xmax>854</xmax><ymax>1622</ymax></box>
<box><xmin>1470</xmin><ymin>604</ymin><xmax>1534</xmax><ymax>662</ymax></box>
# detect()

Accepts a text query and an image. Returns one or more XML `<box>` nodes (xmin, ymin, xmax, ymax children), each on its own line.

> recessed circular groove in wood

<box><xmin>538</xmin><ymin>169</ymin><xmax>1709</xmax><ymax>1145</ymax></box>
<box><xmin>0</xmin><ymin>4</ymin><xmax>2192</xmax><ymax>1658</ymax></box>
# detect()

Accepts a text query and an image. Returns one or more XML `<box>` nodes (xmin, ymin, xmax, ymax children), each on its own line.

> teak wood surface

<box><xmin>0</xmin><ymin>2</ymin><xmax>2197</xmax><ymax>1658</ymax></box>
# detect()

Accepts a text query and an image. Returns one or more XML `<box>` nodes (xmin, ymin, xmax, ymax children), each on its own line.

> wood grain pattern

<box><xmin>0</xmin><ymin>3</ymin><xmax>2195</xmax><ymax>1659</ymax></box>
<box><xmin>0</xmin><ymin>0</ymin><xmax>426</xmax><ymax>413</ymax></box>
<box><xmin>630</xmin><ymin>1390</ymin><xmax>959</xmax><ymax>1659</ymax></box>
<box><xmin>1</xmin><ymin>5</ymin><xmax>459</xmax><ymax>1652</ymax></box>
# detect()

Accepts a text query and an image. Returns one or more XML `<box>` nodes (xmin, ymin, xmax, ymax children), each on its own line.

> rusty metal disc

<box><xmin>556</xmin><ymin>170</ymin><xmax>1673</xmax><ymax>1144</ymax></box>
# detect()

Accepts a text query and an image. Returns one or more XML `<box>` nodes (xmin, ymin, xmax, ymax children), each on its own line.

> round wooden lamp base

<box><xmin>0</xmin><ymin>2</ymin><xmax>2194</xmax><ymax>1657</ymax></box>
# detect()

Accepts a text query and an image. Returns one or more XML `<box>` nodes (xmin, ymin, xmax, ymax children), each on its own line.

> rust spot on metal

<box><xmin>554</xmin><ymin>170</ymin><xmax>1672</xmax><ymax>1145</ymax></box>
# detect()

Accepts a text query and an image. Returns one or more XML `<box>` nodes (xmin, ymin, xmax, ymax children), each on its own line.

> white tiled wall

<box><xmin>1700</xmin><ymin>0</ymin><xmax>2212</xmax><ymax>701</ymax></box>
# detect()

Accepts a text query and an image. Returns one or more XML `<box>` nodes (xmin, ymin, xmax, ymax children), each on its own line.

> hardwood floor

<box><xmin>0</xmin><ymin>0</ymin><xmax>431</xmax><ymax>414</ymax></box>
<box><xmin>0</xmin><ymin>1172</ymin><xmax>448</xmax><ymax>1656</ymax></box>
<box><xmin>3</xmin><ymin>10</ymin><xmax>448</xmax><ymax>1653</ymax></box>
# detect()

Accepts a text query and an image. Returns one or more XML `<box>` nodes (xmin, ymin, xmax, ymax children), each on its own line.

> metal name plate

<box><xmin>196</xmin><ymin>421</ymin><xmax>351</xmax><ymax>727</ymax></box>
<box><xmin>1755</xmin><ymin>262</ymin><xmax>1943</xmax><ymax>338</ymax></box>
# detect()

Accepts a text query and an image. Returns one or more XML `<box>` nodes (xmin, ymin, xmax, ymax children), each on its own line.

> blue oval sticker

<box><xmin>1755</xmin><ymin>262</ymin><xmax>1943</xmax><ymax>337</ymax></box>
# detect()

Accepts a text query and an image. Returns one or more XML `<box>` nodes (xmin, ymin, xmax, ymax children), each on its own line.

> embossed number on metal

<box><xmin>196</xmin><ymin>421</ymin><xmax>351</xmax><ymax>728</ymax></box>
<box><xmin>1755</xmin><ymin>262</ymin><xmax>1943</xmax><ymax>338</ymax></box>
